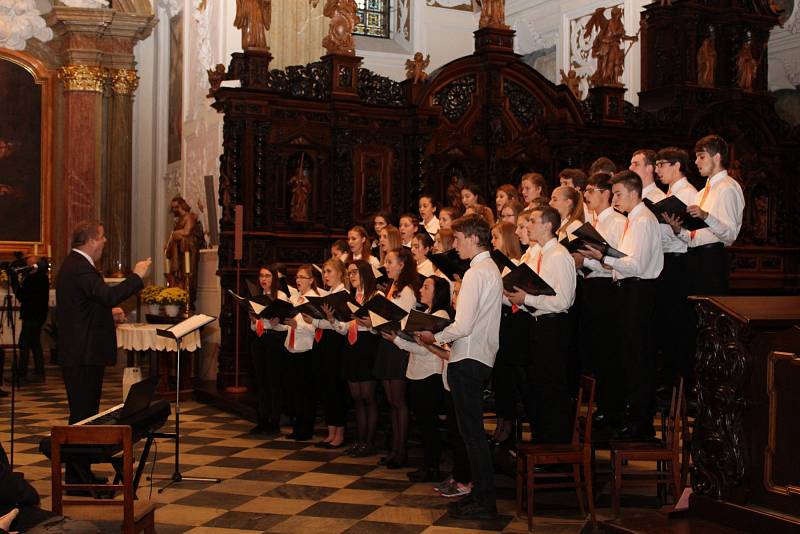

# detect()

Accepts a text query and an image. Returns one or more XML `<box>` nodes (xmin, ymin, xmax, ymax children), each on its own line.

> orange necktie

<box><xmin>288</xmin><ymin>327</ymin><xmax>296</xmax><ymax>349</ymax></box>
<box><xmin>536</xmin><ymin>252</ymin><xmax>542</xmax><ymax>274</ymax></box>
<box><xmin>386</xmin><ymin>284</ymin><xmax>395</xmax><ymax>299</ymax></box>
<box><xmin>690</xmin><ymin>179</ymin><xmax>711</xmax><ymax>240</ymax></box>
<box><xmin>314</xmin><ymin>328</ymin><xmax>323</xmax><ymax>343</ymax></box>
<box><xmin>256</xmin><ymin>320</ymin><xmax>264</xmax><ymax>337</ymax></box>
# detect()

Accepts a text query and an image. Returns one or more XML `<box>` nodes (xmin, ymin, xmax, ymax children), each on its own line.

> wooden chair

<box><xmin>610</xmin><ymin>377</ymin><xmax>685</xmax><ymax>517</ymax></box>
<box><xmin>50</xmin><ymin>425</ymin><xmax>156</xmax><ymax>534</ymax></box>
<box><xmin>516</xmin><ymin>375</ymin><xmax>596</xmax><ymax>531</ymax></box>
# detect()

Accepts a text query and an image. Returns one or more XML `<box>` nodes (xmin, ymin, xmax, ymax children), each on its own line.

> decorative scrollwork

<box><xmin>503</xmin><ymin>79</ymin><xmax>543</xmax><ymax>128</ymax></box>
<box><xmin>58</xmin><ymin>65</ymin><xmax>105</xmax><ymax>92</ymax></box>
<box><xmin>691</xmin><ymin>300</ymin><xmax>750</xmax><ymax>500</ymax></box>
<box><xmin>433</xmin><ymin>75</ymin><xmax>477</xmax><ymax>124</ymax></box>
<box><xmin>358</xmin><ymin>68</ymin><xmax>404</xmax><ymax>107</ymax></box>
<box><xmin>263</xmin><ymin>61</ymin><xmax>331</xmax><ymax>101</ymax></box>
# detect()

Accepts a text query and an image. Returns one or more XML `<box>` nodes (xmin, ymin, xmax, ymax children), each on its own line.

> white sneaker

<box><xmin>440</xmin><ymin>481</ymin><xmax>472</xmax><ymax>498</ymax></box>
<box><xmin>434</xmin><ymin>476</ymin><xmax>455</xmax><ymax>493</ymax></box>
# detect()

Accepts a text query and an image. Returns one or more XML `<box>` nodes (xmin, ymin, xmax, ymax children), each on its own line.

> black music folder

<box><xmin>362</xmin><ymin>294</ymin><xmax>408</xmax><ymax>323</ymax></box>
<box><xmin>296</xmin><ymin>292</ymin><xmax>353</xmax><ymax>322</ymax></box>
<box><xmin>228</xmin><ymin>289</ymin><xmax>271</xmax><ymax>316</ymax></box>
<box><xmin>428</xmin><ymin>250</ymin><xmax>469</xmax><ymax>281</ymax></box>
<box><xmin>260</xmin><ymin>298</ymin><xmax>298</xmax><ymax>321</ymax></box>
<box><xmin>502</xmin><ymin>262</ymin><xmax>556</xmax><ymax>296</ymax></box>
<box><xmin>294</xmin><ymin>298</ymin><xmax>328</xmax><ymax>320</ymax></box>
<box><xmin>403</xmin><ymin>308</ymin><xmax>452</xmax><ymax>335</ymax></box>
<box><xmin>644</xmin><ymin>197</ymin><xmax>708</xmax><ymax>231</ymax></box>
<box><xmin>568</xmin><ymin>222</ymin><xmax>627</xmax><ymax>259</ymax></box>
<box><xmin>490</xmin><ymin>249</ymin><xmax>517</xmax><ymax>272</ymax></box>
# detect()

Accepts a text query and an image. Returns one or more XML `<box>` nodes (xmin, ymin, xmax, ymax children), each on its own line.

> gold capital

<box><xmin>58</xmin><ymin>65</ymin><xmax>105</xmax><ymax>92</ymax></box>
<box><xmin>109</xmin><ymin>68</ymin><xmax>140</xmax><ymax>95</ymax></box>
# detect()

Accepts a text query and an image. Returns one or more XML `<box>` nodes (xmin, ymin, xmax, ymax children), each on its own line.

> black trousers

<box><xmin>250</xmin><ymin>331</ymin><xmax>286</xmax><ymax>427</ymax></box>
<box><xmin>686</xmin><ymin>243</ymin><xmax>728</xmax><ymax>297</ymax></box>
<box><xmin>655</xmin><ymin>253</ymin><xmax>693</xmax><ymax>384</ymax></box>
<box><xmin>62</xmin><ymin>364</ymin><xmax>105</xmax><ymax>482</ymax></box>
<box><xmin>18</xmin><ymin>320</ymin><xmax>45</xmax><ymax>378</ymax></box>
<box><xmin>448</xmin><ymin>359</ymin><xmax>495</xmax><ymax>507</ymax></box>
<box><xmin>409</xmin><ymin>374</ymin><xmax>444</xmax><ymax>470</ymax></box>
<box><xmin>444</xmin><ymin>390</ymin><xmax>470</xmax><ymax>484</ymax></box>
<box><xmin>288</xmin><ymin>350</ymin><xmax>316</xmax><ymax>436</ymax></box>
<box><xmin>581</xmin><ymin>277</ymin><xmax>621</xmax><ymax>415</ymax></box>
<box><xmin>314</xmin><ymin>330</ymin><xmax>348</xmax><ymax>427</ymax></box>
<box><xmin>614</xmin><ymin>278</ymin><xmax>657</xmax><ymax>427</ymax></box>
<box><xmin>526</xmin><ymin>314</ymin><xmax>572</xmax><ymax>444</ymax></box>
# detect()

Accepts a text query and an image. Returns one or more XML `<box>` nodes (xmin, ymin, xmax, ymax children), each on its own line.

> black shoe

<box><xmin>352</xmin><ymin>444</ymin><xmax>375</xmax><ymax>458</ymax></box>
<box><xmin>321</xmin><ymin>441</ymin><xmax>346</xmax><ymax>450</ymax></box>
<box><xmin>386</xmin><ymin>454</ymin><xmax>407</xmax><ymax>469</ymax></box>
<box><xmin>592</xmin><ymin>410</ymin><xmax>619</xmax><ymax>429</ymax></box>
<box><xmin>292</xmin><ymin>433</ymin><xmax>313</xmax><ymax>441</ymax></box>
<box><xmin>615</xmin><ymin>422</ymin><xmax>656</xmax><ymax>441</ymax></box>
<box><xmin>315</xmin><ymin>440</ymin><xmax>334</xmax><ymax>448</ymax></box>
<box><xmin>377</xmin><ymin>455</ymin><xmax>391</xmax><ymax>466</ymax></box>
<box><xmin>447</xmin><ymin>494</ymin><xmax>474</xmax><ymax>512</ymax></box>
<box><xmin>407</xmin><ymin>467</ymin><xmax>443</xmax><ymax>483</ymax></box>
<box><xmin>448</xmin><ymin>501</ymin><xmax>498</xmax><ymax>520</ymax></box>
<box><xmin>344</xmin><ymin>443</ymin><xmax>362</xmax><ymax>455</ymax></box>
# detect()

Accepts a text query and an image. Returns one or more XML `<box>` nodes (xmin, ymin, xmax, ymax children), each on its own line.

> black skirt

<box><xmin>372</xmin><ymin>337</ymin><xmax>409</xmax><ymax>380</ymax></box>
<box><xmin>500</xmin><ymin>305</ymin><xmax>535</xmax><ymax>366</ymax></box>
<box><xmin>341</xmin><ymin>330</ymin><xmax>380</xmax><ymax>382</ymax></box>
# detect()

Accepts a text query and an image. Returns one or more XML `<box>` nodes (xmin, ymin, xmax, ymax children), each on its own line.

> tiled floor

<box><xmin>1</xmin><ymin>365</ymin><xmax>668</xmax><ymax>533</ymax></box>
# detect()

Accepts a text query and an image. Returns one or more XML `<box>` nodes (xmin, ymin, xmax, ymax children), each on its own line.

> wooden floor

<box><xmin>1</xmin><ymin>364</ymin><xmax>718</xmax><ymax>533</ymax></box>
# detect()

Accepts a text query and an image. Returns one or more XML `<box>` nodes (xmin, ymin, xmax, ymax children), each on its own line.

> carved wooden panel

<box><xmin>764</xmin><ymin>351</ymin><xmax>800</xmax><ymax>498</ymax></box>
<box><xmin>353</xmin><ymin>145</ymin><xmax>393</xmax><ymax>223</ymax></box>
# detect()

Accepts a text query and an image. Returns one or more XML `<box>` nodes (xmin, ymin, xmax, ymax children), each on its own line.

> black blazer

<box><xmin>11</xmin><ymin>268</ymin><xmax>49</xmax><ymax>323</ymax></box>
<box><xmin>55</xmin><ymin>251</ymin><xmax>143</xmax><ymax>367</ymax></box>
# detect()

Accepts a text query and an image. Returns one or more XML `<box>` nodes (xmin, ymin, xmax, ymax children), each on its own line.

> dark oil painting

<box><xmin>0</xmin><ymin>59</ymin><xmax>42</xmax><ymax>243</ymax></box>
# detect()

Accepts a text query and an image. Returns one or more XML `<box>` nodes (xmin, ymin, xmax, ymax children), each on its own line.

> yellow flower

<box><xmin>157</xmin><ymin>287</ymin><xmax>188</xmax><ymax>305</ymax></box>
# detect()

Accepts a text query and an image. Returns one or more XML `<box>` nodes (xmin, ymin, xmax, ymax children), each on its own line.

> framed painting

<box><xmin>0</xmin><ymin>51</ymin><xmax>53</xmax><ymax>256</ymax></box>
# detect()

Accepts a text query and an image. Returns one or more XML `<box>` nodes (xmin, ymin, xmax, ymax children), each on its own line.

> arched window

<box><xmin>354</xmin><ymin>0</ymin><xmax>391</xmax><ymax>38</ymax></box>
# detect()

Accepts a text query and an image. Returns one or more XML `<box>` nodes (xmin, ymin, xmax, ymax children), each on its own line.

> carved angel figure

<box><xmin>321</xmin><ymin>0</ymin><xmax>360</xmax><ymax>55</ymax></box>
<box><xmin>207</xmin><ymin>64</ymin><xmax>227</xmax><ymax>97</ymax></box>
<box><xmin>478</xmin><ymin>0</ymin><xmax>509</xmax><ymax>30</ymax></box>
<box><xmin>289</xmin><ymin>170</ymin><xmax>312</xmax><ymax>221</ymax></box>
<box><xmin>560</xmin><ymin>68</ymin><xmax>583</xmax><ymax>100</ymax></box>
<box><xmin>697</xmin><ymin>36</ymin><xmax>716</xmax><ymax>87</ymax></box>
<box><xmin>736</xmin><ymin>40</ymin><xmax>762</xmax><ymax>91</ymax></box>
<box><xmin>405</xmin><ymin>52</ymin><xmax>431</xmax><ymax>84</ymax></box>
<box><xmin>585</xmin><ymin>6</ymin><xmax>637</xmax><ymax>88</ymax></box>
<box><xmin>234</xmin><ymin>0</ymin><xmax>271</xmax><ymax>51</ymax></box>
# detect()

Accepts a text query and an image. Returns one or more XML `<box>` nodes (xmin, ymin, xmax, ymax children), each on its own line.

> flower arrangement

<box><xmin>157</xmin><ymin>287</ymin><xmax>188</xmax><ymax>306</ymax></box>
<box><xmin>140</xmin><ymin>285</ymin><xmax>163</xmax><ymax>305</ymax></box>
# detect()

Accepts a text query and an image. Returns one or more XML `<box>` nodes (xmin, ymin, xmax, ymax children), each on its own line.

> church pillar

<box><xmin>47</xmin><ymin>6</ymin><xmax>154</xmax><ymax>271</ymax></box>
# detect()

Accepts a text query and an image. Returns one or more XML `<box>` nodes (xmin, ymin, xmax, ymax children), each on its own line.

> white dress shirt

<box><xmin>285</xmin><ymin>290</ymin><xmax>319</xmax><ymax>353</ymax></box>
<box><xmin>678</xmin><ymin>170</ymin><xmax>745</xmax><ymax>248</ymax></box>
<box><xmin>584</xmin><ymin>206</ymin><xmax>627</xmax><ymax>279</ymax></box>
<box><xmin>434</xmin><ymin>250</ymin><xmax>502</xmax><ymax>367</ymax></box>
<box><xmin>423</xmin><ymin>216</ymin><xmax>440</xmax><ymax>236</ymax></box>
<box><xmin>346</xmin><ymin>253</ymin><xmax>381</xmax><ymax>269</ymax></box>
<box><xmin>660</xmin><ymin>177</ymin><xmax>698</xmax><ymax>254</ymax></box>
<box><xmin>394</xmin><ymin>308</ymin><xmax>450</xmax><ymax>380</ymax></box>
<box><xmin>417</xmin><ymin>259</ymin><xmax>435</xmax><ymax>277</ymax></box>
<box><xmin>583</xmin><ymin>204</ymin><xmax>595</xmax><ymax>227</ymax></box>
<box><xmin>522</xmin><ymin>238</ymin><xmax>576</xmax><ymax>315</ymax></box>
<box><xmin>557</xmin><ymin>219</ymin><xmax>583</xmax><ymax>243</ymax></box>
<box><xmin>604</xmin><ymin>202</ymin><xmax>663</xmax><ymax>280</ymax></box>
<box><xmin>643</xmin><ymin>181</ymin><xmax>666</xmax><ymax>203</ymax></box>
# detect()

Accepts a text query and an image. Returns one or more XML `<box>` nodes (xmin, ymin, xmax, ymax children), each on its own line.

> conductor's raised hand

<box><xmin>133</xmin><ymin>257</ymin><xmax>152</xmax><ymax>279</ymax></box>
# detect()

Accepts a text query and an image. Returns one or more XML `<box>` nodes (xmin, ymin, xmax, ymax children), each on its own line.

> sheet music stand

<box><xmin>154</xmin><ymin>314</ymin><xmax>219</xmax><ymax>492</ymax></box>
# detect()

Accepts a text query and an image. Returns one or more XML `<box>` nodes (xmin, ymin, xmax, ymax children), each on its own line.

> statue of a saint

<box><xmin>289</xmin><ymin>169</ymin><xmax>312</xmax><ymax>221</ymax></box>
<box><xmin>405</xmin><ymin>52</ymin><xmax>431</xmax><ymax>84</ymax></box>
<box><xmin>478</xmin><ymin>0</ymin><xmax>509</xmax><ymax>30</ymax></box>
<box><xmin>736</xmin><ymin>39</ymin><xmax>762</xmax><ymax>91</ymax></box>
<box><xmin>560</xmin><ymin>68</ymin><xmax>584</xmax><ymax>100</ymax></box>
<box><xmin>585</xmin><ymin>7</ymin><xmax>638</xmax><ymax>87</ymax></box>
<box><xmin>696</xmin><ymin>35</ymin><xmax>716</xmax><ymax>87</ymax></box>
<box><xmin>321</xmin><ymin>0</ymin><xmax>360</xmax><ymax>55</ymax></box>
<box><xmin>234</xmin><ymin>0</ymin><xmax>272</xmax><ymax>51</ymax></box>
<box><xmin>165</xmin><ymin>196</ymin><xmax>207</xmax><ymax>310</ymax></box>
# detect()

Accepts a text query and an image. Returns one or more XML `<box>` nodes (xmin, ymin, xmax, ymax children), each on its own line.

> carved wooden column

<box><xmin>47</xmin><ymin>6</ymin><xmax>154</xmax><ymax>271</ymax></box>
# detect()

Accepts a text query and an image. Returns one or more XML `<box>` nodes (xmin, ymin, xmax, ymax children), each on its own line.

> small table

<box><xmin>116</xmin><ymin>323</ymin><xmax>201</xmax><ymax>399</ymax></box>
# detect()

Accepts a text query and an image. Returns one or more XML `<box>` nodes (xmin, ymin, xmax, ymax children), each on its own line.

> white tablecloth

<box><xmin>116</xmin><ymin>323</ymin><xmax>201</xmax><ymax>352</ymax></box>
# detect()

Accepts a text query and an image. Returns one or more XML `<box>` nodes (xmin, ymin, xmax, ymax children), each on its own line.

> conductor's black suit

<box><xmin>55</xmin><ymin>250</ymin><xmax>143</xmax><ymax>424</ymax></box>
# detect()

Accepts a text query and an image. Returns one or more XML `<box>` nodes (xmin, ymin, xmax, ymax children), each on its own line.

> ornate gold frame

<box><xmin>0</xmin><ymin>50</ymin><xmax>54</xmax><ymax>257</ymax></box>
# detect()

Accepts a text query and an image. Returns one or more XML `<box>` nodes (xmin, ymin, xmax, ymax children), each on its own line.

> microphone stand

<box><xmin>1</xmin><ymin>274</ymin><xmax>20</xmax><ymax>469</ymax></box>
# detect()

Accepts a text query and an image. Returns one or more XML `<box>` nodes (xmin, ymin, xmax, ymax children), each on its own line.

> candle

<box><xmin>164</xmin><ymin>257</ymin><xmax>170</xmax><ymax>274</ymax></box>
<box><xmin>47</xmin><ymin>244</ymin><xmax>51</xmax><ymax>257</ymax></box>
<box><xmin>34</xmin><ymin>243</ymin><xmax>38</xmax><ymax>255</ymax></box>
<box><xmin>184</xmin><ymin>251</ymin><xmax>191</xmax><ymax>274</ymax></box>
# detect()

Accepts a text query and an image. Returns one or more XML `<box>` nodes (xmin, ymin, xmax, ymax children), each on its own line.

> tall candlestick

<box><xmin>164</xmin><ymin>257</ymin><xmax>170</xmax><ymax>274</ymax></box>
<box><xmin>47</xmin><ymin>244</ymin><xmax>51</xmax><ymax>258</ymax></box>
<box><xmin>184</xmin><ymin>251</ymin><xmax>191</xmax><ymax>274</ymax></box>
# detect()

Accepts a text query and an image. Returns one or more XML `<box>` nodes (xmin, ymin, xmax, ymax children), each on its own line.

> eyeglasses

<box><xmin>347</xmin><ymin>270</ymin><xmax>359</xmax><ymax>275</ymax></box>
<box><xmin>655</xmin><ymin>161</ymin><xmax>675</xmax><ymax>168</ymax></box>
<box><xmin>584</xmin><ymin>187</ymin><xmax>608</xmax><ymax>194</ymax></box>
<box><xmin>296</xmin><ymin>275</ymin><xmax>313</xmax><ymax>280</ymax></box>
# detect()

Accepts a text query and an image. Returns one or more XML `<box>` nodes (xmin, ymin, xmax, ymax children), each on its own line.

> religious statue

<box><xmin>234</xmin><ymin>0</ymin><xmax>272</xmax><ymax>51</ymax></box>
<box><xmin>207</xmin><ymin>64</ymin><xmax>227</xmax><ymax>97</ymax></box>
<box><xmin>289</xmin><ymin>167</ymin><xmax>312</xmax><ymax>222</ymax></box>
<box><xmin>478</xmin><ymin>0</ymin><xmax>509</xmax><ymax>30</ymax></box>
<box><xmin>736</xmin><ymin>38</ymin><xmax>763</xmax><ymax>91</ymax></box>
<box><xmin>696</xmin><ymin>35</ymin><xmax>716</xmax><ymax>87</ymax></box>
<box><xmin>585</xmin><ymin>6</ymin><xmax>638</xmax><ymax>87</ymax></box>
<box><xmin>560</xmin><ymin>68</ymin><xmax>584</xmax><ymax>100</ymax></box>
<box><xmin>165</xmin><ymin>196</ymin><xmax>207</xmax><ymax>310</ymax></box>
<box><xmin>321</xmin><ymin>0</ymin><xmax>360</xmax><ymax>55</ymax></box>
<box><xmin>405</xmin><ymin>52</ymin><xmax>431</xmax><ymax>84</ymax></box>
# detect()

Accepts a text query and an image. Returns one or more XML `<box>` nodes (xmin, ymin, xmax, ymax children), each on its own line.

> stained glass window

<box><xmin>354</xmin><ymin>0</ymin><xmax>391</xmax><ymax>39</ymax></box>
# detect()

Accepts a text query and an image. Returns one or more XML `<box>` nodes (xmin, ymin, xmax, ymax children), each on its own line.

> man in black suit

<box><xmin>9</xmin><ymin>256</ymin><xmax>50</xmax><ymax>384</ymax></box>
<box><xmin>56</xmin><ymin>220</ymin><xmax>151</xmax><ymax>484</ymax></box>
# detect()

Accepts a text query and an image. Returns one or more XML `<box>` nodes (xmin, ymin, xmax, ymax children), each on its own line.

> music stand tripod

<box><xmin>154</xmin><ymin>315</ymin><xmax>219</xmax><ymax>492</ymax></box>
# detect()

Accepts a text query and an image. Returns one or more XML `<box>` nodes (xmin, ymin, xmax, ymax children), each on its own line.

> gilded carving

<box><xmin>478</xmin><ymin>0</ymin><xmax>509</xmax><ymax>30</ymax></box>
<box><xmin>58</xmin><ymin>64</ymin><xmax>105</xmax><ymax>92</ymax></box>
<box><xmin>234</xmin><ymin>0</ymin><xmax>272</xmax><ymax>51</ymax></box>
<box><xmin>109</xmin><ymin>68</ymin><xmax>139</xmax><ymax>95</ymax></box>
<box><xmin>320</xmin><ymin>0</ymin><xmax>359</xmax><ymax>55</ymax></box>
<box><xmin>405</xmin><ymin>52</ymin><xmax>430</xmax><ymax>84</ymax></box>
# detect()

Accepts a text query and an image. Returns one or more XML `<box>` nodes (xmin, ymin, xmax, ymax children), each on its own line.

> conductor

<box><xmin>56</xmin><ymin>220</ymin><xmax>151</xmax><ymax>484</ymax></box>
